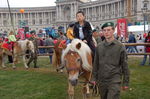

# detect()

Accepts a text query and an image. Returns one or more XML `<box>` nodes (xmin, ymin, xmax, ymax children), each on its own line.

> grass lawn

<box><xmin>0</xmin><ymin>56</ymin><xmax>150</xmax><ymax>99</ymax></box>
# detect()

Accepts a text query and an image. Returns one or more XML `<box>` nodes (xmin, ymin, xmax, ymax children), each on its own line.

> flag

<box><xmin>117</xmin><ymin>18</ymin><xmax>128</xmax><ymax>38</ymax></box>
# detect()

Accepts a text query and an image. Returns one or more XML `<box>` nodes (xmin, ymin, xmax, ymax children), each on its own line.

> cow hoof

<box><xmin>3</xmin><ymin>67</ymin><xmax>6</xmax><ymax>69</ymax></box>
<box><xmin>60</xmin><ymin>69</ymin><xmax>63</xmax><ymax>73</ymax></box>
<box><xmin>86</xmin><ymin>93</ymin><xmax>91</xmax><ymax>97</ymax></box>
<box><xmin>34</xmin><ymin>66</ymin><xmax>39</xmax><ymax>68</ymax></box>
<box><xmin>69</xmin><ymin>95</ymin><xmax>74</xmax><ymax>99</ymax></box>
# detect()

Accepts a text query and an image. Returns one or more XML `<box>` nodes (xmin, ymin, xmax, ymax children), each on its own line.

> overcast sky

<box><xmin>0</xmin><ymin>0</ymin><xmax>96</xmax><ymax>7</ymax></box>
<box><xmin>0</xmin><ymin>0</ymin><xmax>56</xmax><ymax>7</ymax></box>
<box><xmin>0</xmin><ymin>0</ymin><xmax>95</xmax><ymax>7</ymax></box>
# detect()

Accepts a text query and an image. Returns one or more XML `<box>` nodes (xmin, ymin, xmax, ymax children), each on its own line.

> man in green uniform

<box><xmin>27</xmin><ymin>30</ymin><xmax>39</xmax><ymax>68</ymax></box>
<box><xmin>93</xmin><ymin>22</ymin><xmax>130</xmax><ymax>99</ymax></box>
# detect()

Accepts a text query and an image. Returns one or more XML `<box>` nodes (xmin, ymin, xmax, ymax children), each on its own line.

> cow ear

<box><xmin>76</xmin><ymin>43</ymin><xmax>81</xmax><ymax>50</ymax></box>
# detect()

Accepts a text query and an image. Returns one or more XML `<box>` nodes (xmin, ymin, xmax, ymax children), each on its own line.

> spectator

<box><xmin>92</xmin><ymin>29</ymin><xmax>101</xmax><ymax>45</ymax></box>
<box><xmin>45</xmin><ymin>35</ymin><xmax>54</xmax><ymax>64</ymax></box>
<box><xmin>38</xmin><ymin>37</ymin><xmax>45</xmax><ymax>54</ymax></box>
<box><xmin>66</xmin><ymin>22</ymin><xmax>75</xmax><ymax>44</ymax></box>
<box><xmin>27</xmin><ymin>30</ymin><xmax>39</xmax><ymax>68</ymax></box>
<box><xmin>8</xmin><ymin>31</ymin><xmax>16</xmax><ymax>63</ymax></box>
<box><xmin>99</xmin><ymin>31</ymin><xmax>105</xmax><ymax>41</ymax></box>
<box><xmin>127</xmin><ymin>32</ymin><xmax>138</xmax><ymax>53</ymax></box>
<box><xmin>141</xmin><ymin>31</ymin><xmax>150</xmax><ymax>66</ymax></box>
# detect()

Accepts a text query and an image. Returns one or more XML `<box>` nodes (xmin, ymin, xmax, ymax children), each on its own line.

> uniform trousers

<box><xmin>98</xmin><ymin>82</ymin><xmax>121</xmax><ymax>99</ymax></box>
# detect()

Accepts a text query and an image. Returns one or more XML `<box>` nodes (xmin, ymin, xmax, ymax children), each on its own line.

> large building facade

<box><xmin>0</xmin><ymin>0</ymin><xmax>150</xmax><ymax>33</ymax></box>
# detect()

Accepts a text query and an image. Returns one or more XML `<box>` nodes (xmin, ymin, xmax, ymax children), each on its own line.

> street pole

<box><xmin>7</xmin><ymin>0</ymin><xmax>15</xmax><ymax>34</ymax></box>
<box><xmin>142</xmin><ymin>0</ymin><xmax>149</xmax><ymax>33</ymax></box>
<box><xmin>144</xmin><ymin>14</ymin><xmax>146</xmax><ymax>33</ymax></box>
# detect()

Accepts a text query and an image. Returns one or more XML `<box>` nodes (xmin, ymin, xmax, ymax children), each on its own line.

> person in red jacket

<box><xmin>141</xmin><ymin>31</ymin><xmax>150</xmax><ymax>66</ymax></box>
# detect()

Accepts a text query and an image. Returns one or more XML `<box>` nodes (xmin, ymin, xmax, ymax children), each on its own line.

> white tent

<box><xmin>115</xmin><ymin>25</ymin><xmax>150</xmax><ymax>34</ymax></box>
<box><xmin>128</xmin><ymin>25</ymin><xmax>149</xmax><ymax>32</ymax></box>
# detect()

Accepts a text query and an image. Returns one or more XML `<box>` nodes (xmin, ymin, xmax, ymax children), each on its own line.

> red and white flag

<box><xmin>117</xmin><ymin>18</ymin><xmax>128</xmax><ymax>38</ymax></box>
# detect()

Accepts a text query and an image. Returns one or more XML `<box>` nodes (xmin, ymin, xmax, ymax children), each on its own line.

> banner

<box><xmin>117</xmin><ymin>18</ymin><xmax>128</xmax><ymax>38</ymax></box>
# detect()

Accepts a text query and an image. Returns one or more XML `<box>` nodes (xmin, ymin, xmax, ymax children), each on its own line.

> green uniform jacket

<box><xmin>28</xmin><ymin>37</ymin><xmax>38</xmax><ymax>57</ymax></box>
<box><xmin>93</xmin><ymin>39</ymin><xmax>129</xmax><ymax>86</ymax></box>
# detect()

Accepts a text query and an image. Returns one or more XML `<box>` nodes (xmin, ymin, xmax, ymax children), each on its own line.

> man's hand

<box><xmin>83</xmin><ymin>40</ymin><xmax>87</xmax><ymax>43</ymax></box>
<box><xmin>90</xmin><ymin>81</ymin><xmax>96</xmax><ymax>85</ymax></box>
<box><xmin>122</xmin><ymin>86</ymin><xmax>129</xmax><ymax>91</ymax></box>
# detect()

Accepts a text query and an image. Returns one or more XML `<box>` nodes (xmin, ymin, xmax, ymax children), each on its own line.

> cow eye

<box><xmin>76</xmin><ymin>58</ymin><xmax>81</xmax><ymax>63</ymax></box>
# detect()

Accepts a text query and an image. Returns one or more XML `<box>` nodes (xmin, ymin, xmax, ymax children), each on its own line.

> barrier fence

<box><xmin>37</xmin><ymin>43</ymin><xmax>150</xmax><ymax>56</ymax></box>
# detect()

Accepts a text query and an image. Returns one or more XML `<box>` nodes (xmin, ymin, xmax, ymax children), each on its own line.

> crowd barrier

<box><xmin>37</xmin><ymin>43</ymin><xmax>150</xmax><ymax>56</ymax></box>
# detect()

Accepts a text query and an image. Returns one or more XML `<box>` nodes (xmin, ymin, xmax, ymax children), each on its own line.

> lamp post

<box><xmin>141</xmin><ymin>0</ymin><xmax>149</xmax><ymax>33</ymax></box>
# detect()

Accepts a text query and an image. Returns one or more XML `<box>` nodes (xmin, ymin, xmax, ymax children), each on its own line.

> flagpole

<box><xmin>7</xmin><ymin>0</ymin><xmax>15</xmax><ymax>34</ymax></box>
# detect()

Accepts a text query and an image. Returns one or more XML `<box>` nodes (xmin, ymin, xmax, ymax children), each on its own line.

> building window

<box><xmin>3</xmin><ymin>13</ymin><xmax>6</xmax><ymax>18</ymax></box>
<box><xmin>45</xmin><ymin>12</ymin><xmax>48</xmax><ymax>17</ymax></box>
<box><xmin>3</xmin><ymin>20</ymin><xmax>7</xmax><ymax>26</ymax></box>
<box><xmin>46</xmin><ymin>19</ymin><xmax>49</xmax><ymax>24</ymax></box>
<box><xmin>39</xmin><ymin>13</ymin><xmax>42</xmax><ymax>17</ymax></box>
<box><xmin>25</xmin><ymin>13</ymin><xmax>28</xmax><ymax>18</ymax></box>
<box><xmin>32</xmin><ymin>13</ymin><xmax>35</xmax><ymax>18</ymax></box>
<box><xmin>39</xmin><ymin>19</ymin><xmax>42</xmax><ymax>24</ymax></box>
<box><xmin>18</xmin><ymin>13</ymin><xmax>21</xmax><ymax>18</ymax></box>
<box><xmin>32</xmin><ymin>19</ymin><xmax>35</xmax><ymax>25</ymax></box>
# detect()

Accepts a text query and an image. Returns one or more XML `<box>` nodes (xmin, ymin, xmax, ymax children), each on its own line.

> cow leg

<box><xmin>82</xmin><ymin>83</ymin><xmax>90</xmax><ymax>99</ymax></box>
<box><xmin>0</xmin><ymin>56</ymin><xmax>2</xmax><ymax>67</ymax></box>
<box><xmin>68</xmin><ymin>81</ymin><xmax>74</xmax><ymax>99</ymax></box>
<box><xmin>27</xmin><ymin>57</ymin><xmax>33</xmax><ymax>67</ymax></box>
<box><xmin>23</xmin><ymin>55</ymin><xmax>28</xmax><ymax>69</ymax></box>
<box><xmin>58</xmin><ymin>57</ymin><xmax>63</xmax><ymax>73</ymax></box>
<box><xmin>82</xmin><ymin>84</ymin><xmax>87</xmax><ymax>99</ymax></box>
<box><xmin>12</xmin><ymin>55</ymin><xmax>17</xmax><ymax>69</ymax></box>
<box><xmin>86</xmin><ymin>83</ymin><xmax>90</xmax><ymax>94</ymax></box>
<box><xmin>83</xmin><ymin>71</ymin><xmax>92</xmax><ymax>98</ymax></box>
<box><xmin>1</xmin><ymin>55</ymin><xmax>6</xmax><ymax>68</ymax></box>
<box><xmin>60</xmin><ymin>68</ymin><xmax>63</xmax><ymax>73</ymax></box>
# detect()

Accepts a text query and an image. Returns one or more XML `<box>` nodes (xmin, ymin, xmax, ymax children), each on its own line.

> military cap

<box><xmin>101</xmin><ymin>22</ymin><xmax>114</xmax><ymax>29</ymax></box>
